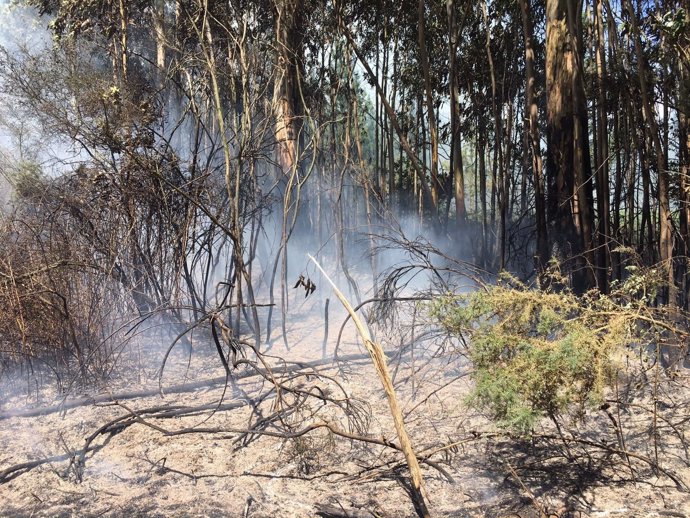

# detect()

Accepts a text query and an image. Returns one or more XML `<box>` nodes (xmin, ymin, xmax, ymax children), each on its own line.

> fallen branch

<box><xmin>118</xmin><ymin>402</ymin><xmax>455</xmax><ymax>482</ymax></box>
<box><xmin>0</xmin><ymin>400</ymin><xmax>249</xmax><ymax>484</ymax></box>
<box><xmin>534</xmin><ymin>432</ymin><xmax>690</xmax><ymax>492</ymax></box>
<box><xmin>0</xmin><ymin>353</ymin><xmax>376</xmax><ymax>420</ymax></box>
<box><xmin>1</xmin><ymin>398</ymin><xmax>452</xmax><ymax>486</ymax></box>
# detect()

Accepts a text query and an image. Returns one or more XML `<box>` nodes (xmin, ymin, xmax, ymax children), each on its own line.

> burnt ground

<box><xmin>1</xmin><ymin>289</ymin><xmax>689</xmax><ymax>518</ymax></box>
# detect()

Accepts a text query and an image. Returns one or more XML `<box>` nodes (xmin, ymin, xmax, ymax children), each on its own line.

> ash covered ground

<box><xmin>1</xmin><ymin>270</ymin><xmax>689</xmax><ymax>518</ymax></box>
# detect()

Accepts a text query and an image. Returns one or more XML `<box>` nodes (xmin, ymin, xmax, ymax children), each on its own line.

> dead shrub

<box><xmin>0</xmin><ymin>174</ymin><xmax>133</xmax><ymax>386</ymax></box>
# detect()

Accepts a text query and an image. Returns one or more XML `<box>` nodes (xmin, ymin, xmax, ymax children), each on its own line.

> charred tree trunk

<box><xmin>594</xmin><ymin>0</ymin><xmax>610</xmax><ymax>292</ymax></box>
<box><xmin>624</xmin><ymin>0</ymin><xmax>674</xmax><ymax>303</ymax></box>
<box><xmin>518</xmin><ymin>0</ymin><xmax>549</xmax><ymax>275</ymax></box>
<box><xmin>418</xmin><ymin>0</ymin><xmax>441</xmax><ymax>213</ymax></box>
<box><xmin>546</xmin><ymin>0</ymin><xmax>595</xmax><ymax>292</ymax></box>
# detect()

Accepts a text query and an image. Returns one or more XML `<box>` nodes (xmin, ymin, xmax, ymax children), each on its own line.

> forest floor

<box><xmin>1</xmin><ymin>283</ymin><xmax>689</xmax><ymax>517</ymax></box>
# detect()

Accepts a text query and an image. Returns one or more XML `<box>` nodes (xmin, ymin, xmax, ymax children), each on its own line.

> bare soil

<box><xmin>1</xmin><ymin>291</ymin><xmax>689</xmax><ymax>517</ymax></box>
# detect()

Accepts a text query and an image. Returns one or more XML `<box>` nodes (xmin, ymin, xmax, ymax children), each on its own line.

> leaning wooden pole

<box><xmin>308</xmin><ymin>254</ymin><xmax>431</xmax><ymax>518</ymax></box>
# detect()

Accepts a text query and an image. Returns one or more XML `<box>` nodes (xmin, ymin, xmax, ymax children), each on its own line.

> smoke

<box><xmin>0</xmin><ymin>1</ymin><xmax>51</xmax><ymax>53</ymax></box>
<box><xmin>0</xmin><ymin>1</ymin><xmax>484</xmax><ymax>404</ymax></box>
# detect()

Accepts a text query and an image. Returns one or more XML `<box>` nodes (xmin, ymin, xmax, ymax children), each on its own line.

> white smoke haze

<box><xmin>0</xmin><ymin>1</ymin><xmax>51</xmax><ymax>53</ymax></box>
<box><xmin>0</xmin><ymin>0</ymin><xmax>485</xmax><ymax>421</ymax></box>
<box><xmin>4</xmin><ymin>5</ymin><xmax>688</xmax><ymax>518</ymax></box>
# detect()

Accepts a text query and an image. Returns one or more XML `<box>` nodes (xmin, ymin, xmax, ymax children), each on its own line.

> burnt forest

<box><xmin>1</xmin><ymin>0</ymin><xmax>690</xmax><ymax>516</ymax></box>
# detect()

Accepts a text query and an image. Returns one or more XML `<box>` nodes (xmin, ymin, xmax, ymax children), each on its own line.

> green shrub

<box><xmin>429</xmin><ymin>271</ymin><xmax>661</xmax><ymax>435</ymax></box>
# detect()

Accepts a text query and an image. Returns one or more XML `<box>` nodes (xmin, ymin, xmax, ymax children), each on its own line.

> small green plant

<box><xmin>430</xmin><ymin>269</ymin><xmax>665</xmax><ymax>435</ymax></box>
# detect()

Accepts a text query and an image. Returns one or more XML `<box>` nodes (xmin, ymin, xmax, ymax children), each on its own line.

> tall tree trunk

<box><xmin>624</xmin><ymin>0</ymin><xmax>674</xmax><ymax>303</ymax></box>
<box><xmin>679</xmin><ymin>92</ymin><xmax>690</xmax><ymax>306</ymax></box>
<box><xmin>349</xmin><ymin>48</ymin><xmax>379</xmax><ymax>292</ymax></box>
<box><xmin>607</xmin><ymin>0</ymin><xmax>623</xmax><ymax>281</ymax></box>
<box><xmin>569</xmin><ymin>0</ymin><xmax>597</xmax><ymax>290</ymax></box>
<box><xmin>418</xmin><ymin>0</ymin><xmax>441</xmax><ymax>211</ymax></box>
<box><xmin>518</xmin><ymin>0</ymin><xmax>548</xmax><ymax>274</ymax></box>
<box><xmin>447</xmin><ymin>0</ymin><xmax>466</xmax><ymax>228</ymax></box>
<box><xmin>678</xmin><ymin>24</ymin><xmax>690</xmax><ymax>307</ymax></box>
<box><xmin>478</xmin><ymin>133</ymin><xmax>488</xmax><ymax>266</ymax></box>
<box><xmin>118</xmin><ymin>0</ymin><xmax>128</xmax><ymax>82</ymax></box>
<box><xmin>274</xmin><ymin>0</ymin><xmax>303</xmax><ymax>176</ymax></box>
<box><xmin>272</xmin><ymin>0</ymin><xmax>304</xmax><ymax>345</ymax></box>
<box><xmin>381</xmin><ymin>26</ymin><xmax>389</xmax><ymax>203</ymax></box>
<box><xmin>547</xmin><ymin>0</ymin><xmax>577</xmax><ymax>261</ymax></box>
<box><xmin>594</xmin><ymin>0</ymin><xmax>610</xmax><ymax>292</ymax></box>
<box><xmin>482</xmin><ymin>0</ymin><xmax>505</xmax><ymax>269</ymax></box>
<box><xmin>388</xmin><ymin>36</ymin><xmax>398</xmax><ymax>208</ymax></box>
<box><xmin>152</xmin><ymin>0</ymin><xmax>166</xmax><ymax>78</ymax></box>
<box><xmin>546</xmin><ymin>0</ymin><xmax>595</xmax><ymax>292</ymax></box>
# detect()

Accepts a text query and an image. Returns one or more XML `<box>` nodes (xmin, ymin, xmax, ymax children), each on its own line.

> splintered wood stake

<box><xmin>308</xmin><ymin>254</ymin><xmax>431</xmax><ymax>518</ymax></box>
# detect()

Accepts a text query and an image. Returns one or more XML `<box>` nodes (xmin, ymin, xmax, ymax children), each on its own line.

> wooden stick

<box><xmin>308</xmin><ymin>254</ymin><xmax>431</xmax><ymax>518</ymax></box>
<box><xmin>322</xmin><ymin>297</ymin><xmax>330</xmax><ymax>359</ymax></box>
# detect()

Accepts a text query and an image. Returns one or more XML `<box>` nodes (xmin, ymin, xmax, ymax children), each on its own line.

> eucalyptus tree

<box><xmin>545</xmin><ymin>0</ymin><xmax>596</xmax><ymax>292</ymax></box>
<box><xmin>5</xmin><ymin>0</ymin><xmax>690</xmax><ymax>332</ymax></box>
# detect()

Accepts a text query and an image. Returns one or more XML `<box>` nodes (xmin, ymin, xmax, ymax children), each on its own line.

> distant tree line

<box><xmin>1</xmin><ymin>0</ymin><xmax>689</xmax><ymax>377</ymax></box>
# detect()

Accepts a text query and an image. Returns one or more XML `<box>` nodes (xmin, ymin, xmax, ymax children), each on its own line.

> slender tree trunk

<box><xmin>152</xmin><ymin>0</ymin><xmax>166</xmax><ymax>80</ymax></box>
<box><xmin>388</xmin><ymin>36</ymin><xmax>398</xmax><ymax>208</ymax></box>
<box><xmin>569</xmin><ymin>0</ymin><xmax>597</xmax><ymax>289</ymax></box>
<box><xmin>678</xmin><ymin>35</ymin><xmax>690</xmax><ymax>306</ymax></box>
<box><xmin>519</xmin><ymin>0</ymin><xmax>548</xmax><ymax>274</ymax></box>
<box><xmin>627</xmin><ymin>145</ymin><xmax>636</xmax><ymax>249</ymax></box>
<box><xmin>482</xmin><ymin>0</ymin><xmax>505</xmax><ymax>269</ymax></box>
<box><xmin>118</xmin><ymin>0</ymin><xmax>128</xmax><ymax>82</ymax></box>
<box><xmin>607</xmin><ymin>0</ymin><xmax>623</xmax><ymax>280</ymax></box>
<box><xmin>447</xmin><ymin>0</ymin><xmax>466</xmax><ymax>228</ymax></box>
<box><xmin>628</xmin><ymin>102</ymin><xmax>655</xmax><ymax>260</ymax></box>
<box><xmin>679</xmin><ymin>101</ymin><xmax>690</xmax><ymax>306</ymax></box>
<box><xmin>350</xmin><ymin>49</ymin><xmax>379</xmax><ymax>292</ymax></box>
<box><xmin>594</xmin><ymin>0</ymin><xmax>610</xmax><ymax>292</ymax></box>
<box><xmin>375</xmin><ymin>17</ymin><xmax>380</xmax><ymax>197</ymax></box>
<box><xmin>624</xmin><ymin>0</ymin><xmax>674</xmax><ymax>303</ymax></box>
<box><xmin>478</xmin><ymin>134</ymin><xmax>488</xmax><ymax>266</ymax></box>
<box><xmin>612</xmin><ymin>101</ymin><xmax>623</xmax><ymax>279</ymax></box>
<box><xmin>418</xmin><ymin>0</ymin><xmax>441</xmax><ymax>211</ymax></box>
<box><xmin>521</xmin><ymin>117</ymin><xmax>529</xmax><ymax>216</ymax></box>
<box><xmin>381</xmin><ymin>26</ymin><xmax>389</xmax><ymax>202</ymax></box>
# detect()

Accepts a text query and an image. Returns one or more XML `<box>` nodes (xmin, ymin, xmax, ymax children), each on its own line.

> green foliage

<box><xmin>429</xmin><ymin>270</ymin><xmax>665</xmax><ymax>435</ymax></box>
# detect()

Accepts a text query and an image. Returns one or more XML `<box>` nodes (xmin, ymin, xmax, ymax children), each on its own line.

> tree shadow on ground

<box><xmin>467</xmin><ymin>435</ymin><xmax>673</xmax><ymax>517</ymax></box>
